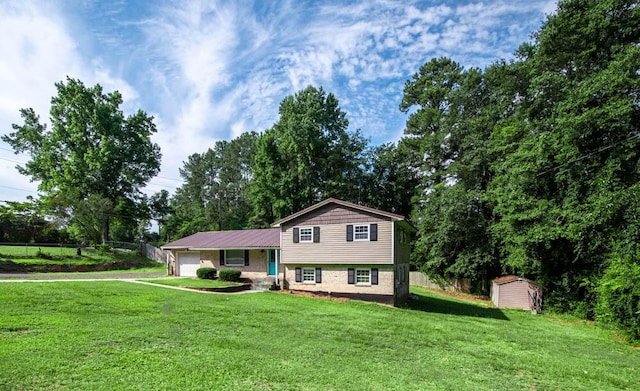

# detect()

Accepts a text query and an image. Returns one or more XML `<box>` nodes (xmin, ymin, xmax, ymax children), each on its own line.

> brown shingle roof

<box><xmin>271</xmin><ymin>197</ymin><xmax>407</xmax><ymax>227</ymax></box>
<box><xmin>492</xmin><ymin>275</ymin><xmax>539</xmax><ymax>286</ymax></box>
<box><xmin>161</xmin><ymin>228</ymin><xmax>279</xmax><ymax>250</ymax></box>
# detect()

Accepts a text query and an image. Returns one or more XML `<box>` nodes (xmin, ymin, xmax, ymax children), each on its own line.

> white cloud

<box><xmin>0</xmin><ymin>1</ymin><xmax>139</xmax><ymax>202</ymax></box>
<box><xmin>0</xmin><ymin>0</ymin><xmax>556</xmax><ymax>204</ymax></box>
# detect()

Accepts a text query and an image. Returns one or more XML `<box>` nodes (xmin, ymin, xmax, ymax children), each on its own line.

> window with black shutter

<box><xmin>244</xmin><ymin>250</ymin><xmax>250</xmax><ymax>266</ymax></box>
<box><xmin>348</xmin><ymin>268</ymin><xmax>355</xmax><ymax>284</ymax></box>
<box><xmin>295</xmin><ymin>267</ymin><xmax>302</xmax><ymax>282</ymax></box>
<box><xmin>370</xmin><ymin>224</ymin><xmax>378</xmax><ymax>241</ymax></box>
<box><xmin>219</xmin><ymin>249</ymin><xmax>225</xmax><ymax>266</ymax></box>
<box><xmin>346</xmin><ymin>225</ymin><xmax>353</xmax><ymax>242</ymax></box>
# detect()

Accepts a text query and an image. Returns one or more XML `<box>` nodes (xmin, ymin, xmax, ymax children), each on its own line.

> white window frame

<box><xmin>225</xmin><ymin>249</ymin><xmax>245</xmax><ymax>266</ymax></box>
<box><xmin>302</xmin><ymin>268</ymin><xmax>315</xmax><ymax>284</ymax></box>
<box><xmin>354</xmin><ymin>224</ymin><xmax>369</xmax><ymax>241</ymax></box>
<box><xmin>356</xmin><ymin>268</ymin><xmax>371</xmax><ymax>285</ymax></box>
<box><xmin>298</xmin><ymin>227</ymin><xmax>313</xmax><ymax>243</ymax></box>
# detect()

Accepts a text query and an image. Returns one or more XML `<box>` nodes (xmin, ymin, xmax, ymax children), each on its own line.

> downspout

<box><xmin>277</xmin><ymin>227</ymin><xmax>283</xmax><ymax>289</ymax></box>
<box><xmin>391</xmin><ymin>220</ymin><xmax>396</xmax><ymax>265</ymax></box>
<box><xmin>275</xmin><ymin>248</ymin><xmax>280</xmax><ymax>288</ymax></box>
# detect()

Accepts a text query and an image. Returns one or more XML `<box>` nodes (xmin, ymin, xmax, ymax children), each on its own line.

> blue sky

<box><xmin>0</xmin><ymin>0</ymin><xmax>556</xmax><ymax>203</ymax></box>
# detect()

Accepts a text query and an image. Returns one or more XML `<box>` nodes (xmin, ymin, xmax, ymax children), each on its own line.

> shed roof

<box><xmin>271</xmin><ymin>197</ymin><xmax>407</xmax><ymax>228</ymax></box>
<box><xmin>492</xmin><ymin>275</ymin><xmax>539</xmax><ymax>286</ymax></box>
<box><xmin>162</xmin><ymin>228</ymin><xmax>280</xmax><ymax>250</ymax></box>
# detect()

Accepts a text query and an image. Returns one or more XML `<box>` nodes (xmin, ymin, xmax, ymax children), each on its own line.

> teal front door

<box><xmin>268</xmin><ymin>250</ymin><xmax>276</xmax><ymax>275</ymax></box>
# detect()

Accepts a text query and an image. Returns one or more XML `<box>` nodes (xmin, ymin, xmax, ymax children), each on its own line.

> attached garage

<box><xmin>177</xmin><ymin>251</ymin><xmax>201</xmax><ymax>277</ymax></box>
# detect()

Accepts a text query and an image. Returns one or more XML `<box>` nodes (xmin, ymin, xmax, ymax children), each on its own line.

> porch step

<box><xmin>252</xmin><ymin>277</ymin><xmax>277</xmax><ymax>291</ymax></box>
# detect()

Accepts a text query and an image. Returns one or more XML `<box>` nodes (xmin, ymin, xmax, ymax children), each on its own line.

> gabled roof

<box><xmin>271</xmin><ymin>198</ymin><xmax>407</xmax><ymax>228</ymax></box>
<box><xmin>492</xmin><ymin>275</ymin><xmax>539</xmax><ymax>286</ymax></box>
<box><xmin>161</xmin><ymin>228</ymin><xmax>280</xmax><ymax>250</ymax></box>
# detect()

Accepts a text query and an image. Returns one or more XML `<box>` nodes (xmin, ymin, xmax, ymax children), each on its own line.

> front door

<box><xmin>267</xmin><ymin>249</ymin><xmax>276</xmax><ymax>275</ymax></box>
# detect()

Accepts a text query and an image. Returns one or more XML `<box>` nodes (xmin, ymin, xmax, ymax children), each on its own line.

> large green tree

<box><xmin>402</xmin><ymin>0</ymin><xmax>640</xmax><ymax>322</ymax></box>
<box><xmin>2</xmin><ymin>77</ymin><xmax>161</xmax><ymax>243</ymax></box>
<box><xmin>361</xmin><ymin>142</ymin><xmax>421</xmax><ymax>219</ymax></box>
<box><xmin>399</xmin><ymin>58</ymin><xmax>503</xmax><ymax>288</ymax></box>
<box><xmin>165</xmin><ymin>132</ymin><xmax>258</xmax><ymax>239</ymax></box>
<box><xmin>251</xmin><ymin>86</ymin><xmax>368</xmax><ymax>225</ymax></box>
<box><xmin>488</xmin><ymin>0</ymin><xmax>640</xmax><ymax>315</ymax></box>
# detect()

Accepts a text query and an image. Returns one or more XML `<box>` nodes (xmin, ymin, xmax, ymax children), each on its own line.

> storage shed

<box><xmin>491</xmin><ymin>275</ymin><xmax>542</xmax><ymax>312</ymax></box>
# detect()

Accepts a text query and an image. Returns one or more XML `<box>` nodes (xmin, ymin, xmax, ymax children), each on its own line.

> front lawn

<box><xmin>0</xmin><ymin>283</ymin><xmax>638</xmax><ymax>390</ymax></box>
<box><xmin>140</xmin><ymin>277</ymin><xmax>242</xmax><ymax>288</ymax></box>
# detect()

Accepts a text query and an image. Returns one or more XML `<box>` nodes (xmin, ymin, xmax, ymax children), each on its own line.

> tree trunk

<box><xmin>101</xmin><ymin>218</ymin><xmax>110</xmax><ymax>244</ymax></box>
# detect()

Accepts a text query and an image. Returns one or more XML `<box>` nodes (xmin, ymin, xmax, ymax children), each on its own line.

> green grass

<box><xmin>140</xmin><ymin>277</ymin><xmax>242</xmax><ymax>288</ymax></box>
<box><xmin>0</xmin><ymin>245</ymin><xmax>144</xmax><ymax>263</ymax></box>
<box><xmin>0</xmin><ymin>284</ymin><xmax>638</xmax><ymax>390</ymax></box>
<box><xmin>0</xmin><ymin>245</ymin><xmax>83</xmax><ymax>257</ymax></box>
<box><xmin>0</xmin><ymin>266</ymin><xmax>166</xmax><ymax>278</ymax></box>
<box><xmin>0</xmin><ymin>245</ymin><xmax>161</xmax><ymax>272</ymax></box>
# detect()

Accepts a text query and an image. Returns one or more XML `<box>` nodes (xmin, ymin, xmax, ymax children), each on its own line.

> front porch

<box><xmin>198</xmin><ymin>248</ymin><xmax>282</xmax><ymax>282</ymax></box>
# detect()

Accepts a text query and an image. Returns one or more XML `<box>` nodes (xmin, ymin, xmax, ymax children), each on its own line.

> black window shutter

<box><xmin>315</xmin><ymin>267</ymin><xmax>322</xmax><ymax>283</ymax></box>
<box><xmin>219</xmin><ymin>249</ymin><xmax>225</xmax><ymax>266</ymax></box>
<box><xmin>348</xmin><ymin>268</ymin><xmax>355</xmax><ymax>284</ymax></box>
<box><xmin>346</xmin><ymin>225</ymin><xmax>353</xmax><ymax>242</ymax></box>
<box><xmin>295</xmin><ymin>267</ymin><xmax>302</xmax><ymax>282</ymax></box>
<box><xmin>244</xmin><ymin>250</ymin><xmax>250</xmax><ymax>266</ymax></box>
<box><xmin>293</xmin><ymin>228</ymin><xmax>299</xmax><ymax>243</ymax></box>
<box><xmin>370</xmin><ymin>224</ymin><xmax>378</xmax><ymax>241</ymax></box>
<box><xmin>371</xmin><ymin>268</ymin><xmax>379</xmax><ymax>285</ymax></box>
<box><xmin>313</xmin><ymin>226</ymin><xmax>320</xmax><ymax>243</ymax></box>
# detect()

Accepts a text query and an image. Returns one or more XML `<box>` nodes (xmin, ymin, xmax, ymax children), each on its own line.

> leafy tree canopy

<box><xmin>2</xmin><ymin>77</ymin><xmax>161</xmax><ymax>243</ymax></box>
<box><xmin>251</xmin><ymin>86</ymin><xmax>369</xmax><ymax>225</ymax></box>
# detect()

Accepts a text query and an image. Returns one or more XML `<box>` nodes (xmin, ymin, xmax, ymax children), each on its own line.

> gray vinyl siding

<box><xmin>285</xmin><ymin>204</ymin><xmax>388</xmax><ymax>226</ymax></box>
<box><xmin>281</xmin><ymin>221</ymin><xmax>393</xmax><ymax>265</ymax></box>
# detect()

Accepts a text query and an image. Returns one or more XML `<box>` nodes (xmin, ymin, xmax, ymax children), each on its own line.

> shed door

<box><xmin>177</xmin><ymin>251</ymin><xmax>201</xmax><ymax>277</ymax></box>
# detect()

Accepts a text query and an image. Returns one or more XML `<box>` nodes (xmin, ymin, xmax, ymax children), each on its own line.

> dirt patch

<box><xmin>181</xmin><ymin>283</ymin><xmax>252</xmax><ymax>293</ymax></box>
<box><xmin>278</xmin><ymin>289</ymin><xmax>351</xmax><ymax>303</ymax></box>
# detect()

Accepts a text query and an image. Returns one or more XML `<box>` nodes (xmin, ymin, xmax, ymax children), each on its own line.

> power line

<box><xmin>0</xmin><ymin>185</ymin><xmax>37</xmax><ymax>193</ymax></box>
<box><xmin>536</xmin><ymin>133</ymin><xmax>640</xmax><ymax>177</ymax></box>
<box><xmin>146</xmin><ymin>182</ymin><xmax>179</xmax><ymax>190</ymax></box>
<box><xmin>156</xmin><ymin>175</ymin><xmax>183</xmax><ymax>182</ymax></box>
<box><xmin>0</xmin><ymin>156</ymin><xmax>26</xmax><ymax>164</ymax></box>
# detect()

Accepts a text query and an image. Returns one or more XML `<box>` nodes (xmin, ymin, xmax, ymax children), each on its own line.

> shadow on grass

<box><xmin>408</xmin><ymin>292</ymin><xmax>510</xmax><ymax>321</ymax></box>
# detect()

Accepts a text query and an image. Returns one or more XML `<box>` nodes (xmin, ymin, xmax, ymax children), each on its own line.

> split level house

<box><xmin>162</xmin><ymin>198</ymin><xmax>414</xmax><ymax>306</ymax></box>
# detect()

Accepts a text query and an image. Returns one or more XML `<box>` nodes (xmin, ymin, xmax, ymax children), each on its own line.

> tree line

<box><xmin>3</xmin><ymin>0</ymin><xmax>639</xmax><ymax>339</ymax></box>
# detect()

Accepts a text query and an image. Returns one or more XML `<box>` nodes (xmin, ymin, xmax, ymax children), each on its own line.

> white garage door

<box><xmin>177</xmin><ymin>251</ymin><xmax>201</xmax><ymax>277</ymax></box>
